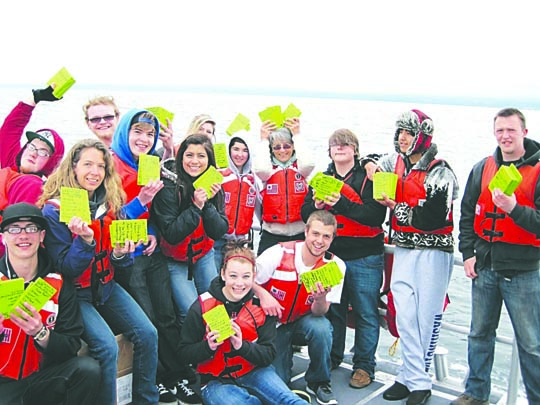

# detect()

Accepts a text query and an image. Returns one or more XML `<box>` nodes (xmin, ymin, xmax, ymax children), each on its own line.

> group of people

<box><xmin>0</xmin><ymin>84</ymin><xmax>538</xmax><ymax>405</ymax></box>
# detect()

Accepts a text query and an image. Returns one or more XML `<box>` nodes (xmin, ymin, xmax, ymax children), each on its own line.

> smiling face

<box><xmin>85</xmin><ymin>104</ymin><xmax>119</xmax><ymax>146</ymax></box>
<box><xmin>494</xmin><ymin>114</ymin><xmax>527</xmax><ymax>161</ymax></box>
<box><xmin>271</xmin><ymin>140</ymin><xmax>294</xmax><ymax>163</ymax></box>
<box><xmin>182</xmin><ymin>144</ymin><xmax>209</xmax><ymax>177</ymax></box>
<box><xmin>397</xmin><ymin>129</ymin><xmax>415</xmax><ymax>154</ymax></box>
<box><xmin>73</xmin><ymin>147</ymin><xmax>106</xmax><ymax>198</ymax></box>
<box><xmin>230</xmin><ymin>141</ymin><xmax>249</xmax><ymax>170</ymax></box>
<box><xmin>2</xmin><ymin>220</ymin><xmax>44</xmax><ymax>261</ymax></box>
<box><xmin>303</xmin><ymin>219</ymin><xmax>335</xmax><ymax>260</ymax></box>
<box><xmin>129</xmin><ymin>123</ymin><xmax>156</xmax><ymax>160</ymax></box>
<box><xmin>199</xmin><ymin>122</ymin><xmax>215</xmax><ymax>140</ymax></box>
<box><xmin>20</xmin><ymin>139</ymin><xmax>52</xmax><ymax>174</ymax></box>
<box><xmin>221</xmin><ymin>260</ymin><xmax>254</xmax><ymax>302</ymax></box>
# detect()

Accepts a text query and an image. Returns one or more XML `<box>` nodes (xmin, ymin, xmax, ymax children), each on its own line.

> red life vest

<box><xmin>333</xmin><ymin>181</ymin><xmax>384</xmax><ymax>238</ymax></box>
<box><xmin>262</xmin><ymin>241</ymin><xmax>335</xmax><ymax>324</ymax></box>
<box><xmin>196</xmin><ymin>292</ymin><xmax>266</xmax><ymax>379</ymax></box>
<box><xmin>220</xmin><ymin>168</ymin><xmax>257</xmax><ymax>236</ymax></box>
<box><xmin>392</xmin><ymin>156</ymin><xmax>453</xmax><ymax>235</ymax></box>
<box><xmin>473</xmin><ymin>156</ymin><xmax>540</xmax><ymax>246</ymax></box>
<box><xmin>160</xmin><ymin>218</ymin><xmax>214</xmax><ymax>264</ymax></box>
<box><xmin>262</xmin><ymin>164</ymin><xmax>307</xmax><ymax>224</ymax></box>
<box><xmin>113</xmin><ymin>155</ymin><xmax>149</xmax><ymax>219</ymax></box>
<box><xmin>47</xmin><ymin>200</ymin><xmax>115</xmax><ymax>289</ymax></box>
<box><xmin>0</xmin><ymin>273</ymin><xmax>63</xmax><ymax>380</ymax></box>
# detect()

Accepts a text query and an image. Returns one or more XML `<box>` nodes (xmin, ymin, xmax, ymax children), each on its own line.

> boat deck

<box><xmin>287</xmin><ymin>352</ymin><xmax>502</xmax><ymax>405</ymax></box>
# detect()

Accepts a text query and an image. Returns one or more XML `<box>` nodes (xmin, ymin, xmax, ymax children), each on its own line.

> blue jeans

<box><xmin>79</xmin><ymin>282</ymin><xmax>159</xmax><ymax>405</ymax></box>
<box><xmin>327</xmin><ymin>254</ymin><xmax>383</xmax><ymax>377</ymax></box>
<box><xmin>167</xmin><ymin>249</ymin><xmax>218</xmax><ymax>325</ymax></box>
<box><xmin>201</xmin><ymin>366</ymin><xmax>308</xmax><ymax>405</ymax></box>
<box><xmin>115</xmin><ymin>251</ymin><xmax>187</xmax><ymax>386</ymax></box>
<box><xmin>273</xmin><ymin>314</ymin><xmax>333</xmax><ymax>385</ymax></box>
<box><xmin>465</xmin><ymin>267</ymin><xmax>540</xmax><ymax>403</ymax></box>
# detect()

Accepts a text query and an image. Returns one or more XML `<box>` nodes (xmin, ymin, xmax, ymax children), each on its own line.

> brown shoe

<box><xmin>349</xmin><ymin>369</ymin><xmax>372</xmax><ymax>389</ymax></box>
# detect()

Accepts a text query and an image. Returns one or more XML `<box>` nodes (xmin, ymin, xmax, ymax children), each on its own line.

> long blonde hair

<box><xmin>38</xmin><ymin>139</ymin><xmax>125</xmax><ymax>216</ymax></box>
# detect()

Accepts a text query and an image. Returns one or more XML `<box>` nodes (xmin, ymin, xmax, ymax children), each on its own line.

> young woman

<box><xmin>179</xmin><ymin>242</ymin><xmax>308</xmax><ymax>405</ymax></box>
<box><xmin>253</xmin><ymin>118</ymin><xmax>315</xmax><ymax>255</ymax></box>
<box><xmin>214</xmin><ymin>133</ymin><xmax>262</xmax><ymax>269</ymax></box>
<box><xmin>38</xmin><ymin>139</ymin><xmax>159</xmax><ymax>405</ymax></box>
<box><xmin>151</xmin><ymin>134</ymin><xmax>228</xmax><ymax>325</ymax></box>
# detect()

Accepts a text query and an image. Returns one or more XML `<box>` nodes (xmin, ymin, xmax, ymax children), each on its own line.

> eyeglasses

<box><xmin>4</xmin><ymin>225</ymin><xmax>42</xmax><ymax>234</ymax></box>
<box><xmin>26</xmin><ymin>143</ymin><xmax>51</xmax><ymax>157</ymax></box>
<box><xmin>272</xmin><ymin>143</ymin><xmax>293</xmax><ymax>151</ymax></box>
<box><xmin>87</xmin><ymin>115</ymin><xmax>117</xmax><ymax>124</ymax></box>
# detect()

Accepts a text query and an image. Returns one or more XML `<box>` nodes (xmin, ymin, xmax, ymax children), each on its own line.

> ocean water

<box><xmin>2</xmin><ymin>85</ymin><xmax>536</xmax><ymax>398</ymax></box>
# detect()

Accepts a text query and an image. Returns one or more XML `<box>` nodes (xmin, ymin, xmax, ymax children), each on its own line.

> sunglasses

<box><xmin>26</xmin><ymin>143</ymin><xmax>51</xmax><ymax>157</ymax></box>
<box><xmin>4</xmin><ymin>225</ymin><xmax>42</xmax><ymax>234</ymax></box>
<box><xmin>87</xmin><ymin>115</ymin><xmax>117</xmax><ymax>124</ymax></box>
<box><xmin>272</xmin><ymin>143</ymin><xmax>293</xmax><ymax>151</ymax></box>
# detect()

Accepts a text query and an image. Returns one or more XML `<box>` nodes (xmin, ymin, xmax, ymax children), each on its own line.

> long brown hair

<box><xmin>38</xmin><ymin>139</ymin><xmax>125</xmax><ymax>216</ymax></box>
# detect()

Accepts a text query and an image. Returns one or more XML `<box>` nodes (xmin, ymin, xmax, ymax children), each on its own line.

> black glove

<box><xmin>32</xmin><ymin>85</ymin><xmax>60</xmax><ymax>104</ymax></box>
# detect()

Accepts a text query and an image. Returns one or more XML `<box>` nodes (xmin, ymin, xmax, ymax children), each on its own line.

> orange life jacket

<box><xmin>160</xmin><ymin>219</ymin><xmax>214</xmax><ymax>264</ymax></box>
<box><xmin>262</xmin><ymin>164</ymin><xmax>307</xmax><ymax>224</ymax></box>
<box><xmin>392</xmin><ymin>156</ymin><xmax>453</xmax><ymax>235</ymax></box>
<box><xmin>196</xmin><ymin>292</ymin><xmax>266</xmax><ymax>379</ymax></box>
<box><xmin>473</xmin><ymin>156</ymin><xmax>540</xmax><ymax>246</ymax></box>
<box><xmin>262</xmin><ymin>241</ymin><xmax>335</xmax><ymax>324</ymax></box>
<box><xmin>113</xmin><ymin>155</ymin><xmax>149</xmax><ymax>219</ymax></box>
<box><xmin>220</xmin><ymin>168</ymin><xmax>257</xmax><ymax>236</ymax></box>
<box><xmin>0</xmin><ymin>273</ymin><xmax>63</xmax><ymax>380</ymax></box>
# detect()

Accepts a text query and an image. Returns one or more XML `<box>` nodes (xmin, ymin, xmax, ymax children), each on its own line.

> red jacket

<box><xmin>474</xmin><ymin>156</ymin><xmax>540</xmax><ymax>246</ymax></box>
<box><xmin>160</xmin><ymin>218</ymin><xmax>214</xmax><ymax>264</ymax></box>
<box><xmin>0</xmin><ymin>273</ymin><xmax>63</xmax><ymax>380</ymax></box>
<box><xmin>262</xmin><ymin>164</ymin><xmax>307</xmax><ymax>224</ymax></box>
<box><xmin>263</xmin><ymin>241</ymin><xmax>335</xmax><ymax>324</ymax></box>
<box><xmin>196</xmin><ymin>292</ymin><xmax>266</xmax><ymax>379</ymax></box>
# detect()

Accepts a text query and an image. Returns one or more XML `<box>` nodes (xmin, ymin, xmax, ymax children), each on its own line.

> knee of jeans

<box><xmin>305</xmin><ymin>317</ymin><xmax>333</xmax><ymax>342</ymax></box>
<box><xmin>138</xmin><ymin>323</ymin><xmax>158</xmax><ymax>346</ymax></box>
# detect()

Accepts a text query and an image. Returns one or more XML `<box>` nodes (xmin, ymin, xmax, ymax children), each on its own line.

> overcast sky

<box><xmin>3</xmin><ymin>0</ymin><xmax>538</xmax><ymax>102</ymax></box>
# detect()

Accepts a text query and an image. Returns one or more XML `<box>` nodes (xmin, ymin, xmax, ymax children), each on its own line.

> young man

<box><xmin>82</xmin><ymin>96</ymin><xmax>121</xmax><ymax>148</ymax></box>
<box><xmin>111</xmin><ymin>109</ymin><xmax>202</xmax><ymax>404</ymax></box>
<box><xmin>0</xmin><ymin>86</ymin><xmax>65</xmax><ymax>257</ymax></box>
<box><xmin>372</xmin><ymin>109</ymin><xmax>459</xmax><ymax>405</ymax></box>
<box><xmin>301</xmin><ymin>128</ymin><xmax>387</xmax><ymax>389</ymax></box>
<box><xmin>455</xmin><ymin>108</ymin><xmax>540</xmax><ymax>405</ymax></box>
<box><xmin>0</xmin><ymin>203</ymin><xmax>100</xmax><ymax>404</ymax></box>
<box><xmin>253</xmin><ymin>210</ymin><xmax>346</xmax><ymax>405</ymax></box>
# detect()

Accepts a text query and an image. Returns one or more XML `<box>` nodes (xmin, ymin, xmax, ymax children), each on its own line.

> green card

<box><xmin>60</xmin><ymin>187</ymin><xmax>91</xmax><ymax>224</ymax></box>
<box><xmin>110</xmin><ymin>219</ymin><xmax>148</xmax><ymax>245</ymax></box>
<box><xmin>258</xmin><ymin>105</ymin><xmax>284</xmax><ymax>128</ymax></box>
<box><xmin>283</xmin><ymin>103</ymin><xmax>302</xmax><ymax>120</ymax></box>
<box><xmin>47</xmin><ymin>67</ymin><xmax>76</xmax><ymax>99</ymax></box>
<box><xmin>145</xmin><ymin>106</ymin><xmax>174</xmax><ymax>127</ymax></box>
<box><xmin>0</xmin><ymin>278</ymin><xmax>24</xmax><ymax>319</ymax></box>
<box><xmin>373</xmin><ymin>172</ymin><xmax>398</xmax><ymax>200</ymax></box>
<box><xmin>13</xmin><ymin>277</ymin><xmax>57</xmax><ymax>318</ymax></box>
<box><xmin>226</xmin><ymin>113</ymin><xmax>251</xmax><ymax>136</ymax></box>
<box><xmin>137</xmin><ymin>154</ymin><xmax>161</xmax><ymax>185</ymax></box>
<box><xmin>213</xmin><ymin>143</ymin><xmax>229</xmax><ymax>168</ymax></box>
<box><xmin>488</xmin><ymin>164</ymin><xmax>522</xmax><ymax>196</ymax></box>
<box><xmin>308</xmin><ymin>172</ymin><xmax>344</xmax><ymax>202</ymax></box>
<box><xmin>193</xmin><ymin>166</ymin><xmax>224</xmax><ymax>198</ymax></box>
<box><xmin>202</xmin><ymin>304</ymin><xmax>234</xmax><ymax>343</ymax></box>
<box><xmin>300</xmin><ymin>261</ymin><xmax>343</xmax><ymax>293</ymax></box>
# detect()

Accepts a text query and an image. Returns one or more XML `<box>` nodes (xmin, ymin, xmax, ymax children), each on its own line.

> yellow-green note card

<box><xmin>0</xmin><ymin>278</ymin><xmax>24</xmax><ymax>319</ymax></box>
<box><xmin>373</xmin><ymin>172</ymin><xmax>398</xmax><ymax>200</ymax></box>
<box><xmin>202</xmin><ymin>304</ymin><xmax>234</xmax><ymax>343</ymax></box>
<box><xmin>145</xmin><ymin>106</ymin><xmax>174</xmax><ymax>127</ymax></box>
<box><xmin>213</xmin><ymin>143</ymin><xmax>229</xmax><ymax>168</ymax></box>
<box><xmin>60</xmin><ymin>187</ymin><xmax>91</xmax><ymax>224</ymax></box>
<box><xmin>193</xmin><ymin>166</ymin><xmax>224</xmax><ymax>198</ymax></box>
<box><xmin>226</xmin><ymin>113</ymin><xmax>250</xmax><ymax>136</ymax></box>
<box><xmin>137</xmin><ymin>154</ymin><xmax>161</xmax><ymax>185</ymax></box>
<box><xmin>47</xmin><ymin>67</ymin><xmax>76</xmax><ymax>99</ymax></box>
<box><xmin>110</xmin><ymin>219</ymin><xmax>148</xmax><ymax>245</ymax></box>
<box><xmin>13</xmin><ymin>277</ymin><xmax>57</xmax><ymax>318</ymax></box>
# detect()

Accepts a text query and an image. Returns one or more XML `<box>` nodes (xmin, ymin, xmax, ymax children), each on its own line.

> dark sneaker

<box><xmin>157</xmin><ymin>383</ymin><xmax>178</xmax><ymax>404</ymax></box>
<box><xmin>306</xmin><ymin>382</ymin><xmax>337</xmax><ymax>405</ymax></box>
<box><xmin>168</xmin><ymin>380</ymin><xmax>202</xmax><ymax>405</ymax></box>
<box><xmin>406</xmin><ymin>390</ymin><xmax>431</xmax><ymax>405</ymax></box>
<box><xmin>383</xmin><ymin>381</ymin><xmax>411</xmax><ymax>401</ymax></box>
<box><xmin>450</xmin><ymin>393</ymin><xmax>489</xmax><ymax>405</ymax></box>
